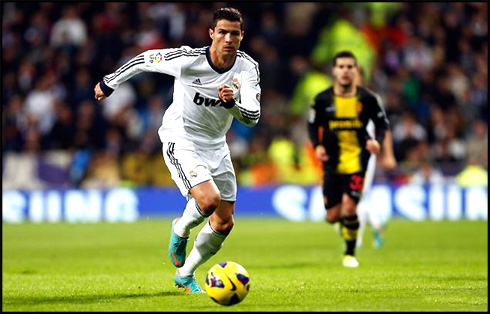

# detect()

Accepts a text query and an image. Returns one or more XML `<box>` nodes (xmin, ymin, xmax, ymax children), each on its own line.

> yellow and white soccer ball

<box><xmin>204</xmin><ymin>261</ymin><xmax>250</xmax><ymax>306</ymax></box>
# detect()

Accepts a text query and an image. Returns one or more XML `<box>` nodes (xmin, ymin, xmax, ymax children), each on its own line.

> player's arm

<box><xmin>307</xmin><ymin>96</ymin><xmax>328</xmax><ymax>161</ymax></box>
<box><xmin>219</xmin><ymin>66</ymin><xmax>261</xmax><ymax>127</ymax></box>
<box><xmin>94</xmin><ymin>47</ymin><xmax>189</xmax><ymax>100</ymax></box>
<box><xmin>381</xmin><ymin>129</ymin><xmax>397</xmax><ymax>170</ymax></box>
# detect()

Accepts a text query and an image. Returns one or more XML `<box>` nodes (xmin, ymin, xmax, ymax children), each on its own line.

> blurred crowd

<box><xmin>2</xmin><ymin>2</ymin><xmax>488</xmax><ymax>189</ymax></box>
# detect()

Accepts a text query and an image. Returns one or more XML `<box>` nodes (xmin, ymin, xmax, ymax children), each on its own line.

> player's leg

<box><xmin>340</xmin><ymin>194</ymin><xmax>359</xmax><ymax>259</ymax></box>
<box><xmin>178</xmin><ymin>200</ymin><xmax>234</xmax><ymax>278</ymax></box>
<box><xmin>356</xmin><ymin>154</ymin><xmax>376</xmax><ymax>248</ymax></box>
<box><xmin>325</xmin><ymin>193</ymin><xmax>343</xmax><ymax>237</ymax></box>
<box><xmin>367</xmin><ymin>202</ymin><xmax>384</xmax><ymax>248</ymax></box>
<box><xmin>340</xmin><ymin>173</ymin><xmax>365</xmax><ymax>267</ymax></box>
<box><xmin>175</xmin><ymin>180</ymin><xmax>221</xmax><ymax>238</ymax></box>
<box><xmin>174</xmin><ymin>200</ymin><xmax>234</xmax><ymax>293</ymax></box>
<box><xmin>174</xmin><ymin>149</ymin><xmax>237</xmax><ymax>293</ymax></box>
<box><xmin>323</xmin><ymin>170</ymin><xmax>343</xmax><ymax>224</ymax></box>
<box><xmin>356</xmin><ymin>200</ymin><xmax>368</xmax><ymax>248</ymax></box>
<box><xmin>172</xmin><ymin>181</ymin><xmax>223</xmax><ymax>293</ymax></box>
<box><xmin>163</xmin><ymin>142</ymin><xmax>219</xmax><ymax>269</ymax></box>
<box><xmin>326</xmin><ymin>204</ymin><xmax>342</xmax><ymax>224</ymax></box>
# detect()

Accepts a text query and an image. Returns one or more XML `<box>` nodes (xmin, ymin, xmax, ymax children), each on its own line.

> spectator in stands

<box><xmin>410</xmin><ymin>158</ymin><xmax>445</xmax><ymax>185</ymax></box>
<box><xmin>392</xmin><ymin>111</ymin><xmax>427</xmax><ymax>161</ymax></box>
<box><xmin>1</xmin><ymin>2</ymin><xmax>488</xmax><ymax>188</ymax></box>
<box><xmin>455</xmin><ymin>157</ymin><xmax>488</xmax><ymax>187</ymax></box>
<box><xmin>50</xmin><ymin>5</ymin><xmax>87</xmax><ymax>48</ymax></box>
<box><xmin>23</xmin><ymin>75</ymin><xmax>58</xmax><ymax>136</ymax></box>
<box><xmin>465</xmin><ymin>120</ymin><xmax>488</xmax><ymax>169</ymax></box>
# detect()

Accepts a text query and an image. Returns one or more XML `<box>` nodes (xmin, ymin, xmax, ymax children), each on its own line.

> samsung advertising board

<box><xmin>2</xmin><ymin>184</ymin><xmax>488</xmax><ymax>224</ymax></box>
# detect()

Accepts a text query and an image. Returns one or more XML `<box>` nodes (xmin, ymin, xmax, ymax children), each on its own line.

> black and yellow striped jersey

<box><xmin>307</xmin><ymin>86</ymin><xmax>390</xmax><ymax>174</ymax></box>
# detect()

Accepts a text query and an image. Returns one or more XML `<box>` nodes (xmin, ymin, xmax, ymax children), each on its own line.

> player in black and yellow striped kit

<box><xmin>307</xmin><ymin>51</ymin><xmax>390</xmax><ymax>267</ymax></box>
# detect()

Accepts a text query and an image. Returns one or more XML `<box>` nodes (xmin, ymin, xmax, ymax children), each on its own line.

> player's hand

<box><xmin>218</xmin><ymin>84</ymin><xmax>234</xmax><ymax>102</ymax></box>
<box><xmin>381</xmin><ymin>154</ymin><xmax>397</xmax><ymax>171</ymax></box>
<box><xmin>94</xmin><ymin>82</ymin><xmax>107</xmax><ymax>101</ymax></box>
<box><xmin>315</xmin><ymin>145</ymin><xmax>329</xmax><ymax>161</ymax></box>
<box><xmin>366</xmin><ymin>139</ymin><xmax>381</xmax><ymax>155</ymax></box>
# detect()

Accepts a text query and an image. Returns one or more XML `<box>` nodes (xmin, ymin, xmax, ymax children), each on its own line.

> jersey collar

<box><xmin>206</xmin><ymin>46</ymin><xmax>237</xmax><ymax>74</ymax></box>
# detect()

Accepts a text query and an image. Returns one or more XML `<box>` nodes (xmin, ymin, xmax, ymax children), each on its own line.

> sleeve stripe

<box><xmin>241</xmin><ymin>112</ymin><xmax>260</xmax><ymax>118</ymax></box>
<box><xmin>164</xmin><ymin>50</ymin><xmax>202</xmax><ymax>58</ymax></box>
<box><xmin>104</xmin><ymin>55</ymin><xmax>144</xmax><ymax>80</ymax></box>
<box><xmin>238</xmin><ymin>108</ymin><xmax>260</xmax><ymax>119</ymax></box>
<box><xmin>104</xmin><ymin>56</ymin><xmax>145</xmax><ymax>84</ymax></box>
<box><xmin>239</xmin><ymin>110</ymin><xmax>260</xmax><ymax>118</ymax></box>
<box><xmin>165</xmin><ymin>51</ymin><xmax>206</xmax><ymax>61</ymax></box>
<box><xmin>239</xmin><ymin>108</ymin><xmax>260</xmax><ymax>115</ymax></box>
<box><xmin>236</xmin><ymin>105</ymin><xmax>260</xmax><ymax>115</ymax></box>
<box><xmin>104</xmin><ymin>60</ymin><xmax>145</xmax><ymax>84</ymax></box>
<box><xmin>240</xmin><ymin>113</ymin><xmax>260</xmax><ymax>120</ymax></box>
<box><xmin>237</xmin><ymin>51</ymin><xmax>260</xmax><ymax>85</ymax></box>
<box><xmin>164</xmin><ymin>48</ymin><xmax>206</xmax><ymax>60</ymax></box>
<box><xmin>164</xmin><ymin>47</ymin><xmax>205</xmax><ymax>58</ymax></box>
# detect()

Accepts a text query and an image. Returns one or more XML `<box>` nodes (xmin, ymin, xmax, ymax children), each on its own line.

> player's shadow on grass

<box><xmin>4</xmin><ymin>291</ymin><xmax>185</xmax><ymax>307</ymax></box>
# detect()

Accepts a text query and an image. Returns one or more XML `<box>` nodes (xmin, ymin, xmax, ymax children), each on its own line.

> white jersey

<box><xmin>102</xmin><ymin>46</ymin><xmax>261</xmax><ymax>149</ymax></box>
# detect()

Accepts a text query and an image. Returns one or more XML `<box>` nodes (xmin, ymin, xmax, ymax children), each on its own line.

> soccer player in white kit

<box><xmin>94</xmin><ymin>8</ymin><xmax>260</xmax><ymax>293</ymax></box>
<box><xmin>356</xmin><ymin>123</ymin><xmax>396</xmax><ymax>248</ymax></box>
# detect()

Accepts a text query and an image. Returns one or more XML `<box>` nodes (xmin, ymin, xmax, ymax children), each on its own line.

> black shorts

<box><xmin>322</xmin><ymin>169</ymin><xmax>365</xmax><ymax>209</ymax></box>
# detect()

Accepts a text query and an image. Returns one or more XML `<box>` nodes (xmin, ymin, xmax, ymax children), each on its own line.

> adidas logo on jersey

<box><xmin>192</xmin><ymin>78</ymin><xmax>202</xmax><ymax>85</ymax></box>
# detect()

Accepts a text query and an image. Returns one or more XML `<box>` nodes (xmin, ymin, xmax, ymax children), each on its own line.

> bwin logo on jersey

<box><xmin>193</xmin><ymin>92</ymin><xmax>223</xmax><ymax>107</ymax></box>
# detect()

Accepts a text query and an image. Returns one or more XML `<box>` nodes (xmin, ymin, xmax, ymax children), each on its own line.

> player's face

<box><xmin>209</xmin><ymin>19</ymin><xmax>244</xmax><ymax>56</ymax></box>
<box><xmin>333</xmin><ymin>57</ymin><xmax>357</xmax><ymax>87</ymax></box>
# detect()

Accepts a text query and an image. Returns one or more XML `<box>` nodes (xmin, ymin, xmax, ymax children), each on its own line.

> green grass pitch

<box><xmin>2</xmin><ymin>218</ymin><xmax>487</xmax><ymax>311</ymax></box>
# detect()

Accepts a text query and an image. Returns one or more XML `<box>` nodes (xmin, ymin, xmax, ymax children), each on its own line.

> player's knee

<box><xmin>342</xmin><ymin>198</ymin><xmax>358</xmax><ymax>216</ymax></box>
<box><xmin>344</xmin><ymin>209</ymin><xmax>357</xmax><ymax>217</ymax></box>
<box><xmin>326</xmin><ymin>215</ymin><xmax>338</xmax><ymax>224</ymax></box>
<box><xmin>343</xmin><ymin>204</ymin><xmax>357</xmax><ymax>217</ymax></box>
<box><xmin>325</xmin><ymin>204</ymin><xmax>341</xmax><ymax>224</ymax></box>
<box><xmin>221</xmin><ymin>219</ymin><xmax>235</xmax><ymax>234</ymax></box>
<box><xmin>212</xmin><ymin>217</ymin><xmax>234</xmax><ymax>235</ymax></box>
<box><xmin>198</xmin><ymin>194</ymin><xmax>221</xmax><ymax>215</ymax></box>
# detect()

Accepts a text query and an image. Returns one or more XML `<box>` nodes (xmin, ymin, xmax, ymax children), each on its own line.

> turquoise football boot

<box><xmin>373</xmin><ymin>230</ymin><xmax>384</xmax><ymax>249</ymax></box>
<box><xmin>174</xmin><ymin>270</ymin><xmax>204</xmax><ymax>293</ymax></box>
<box><xmin>168</xmin><ymin>218</ymin><xmax>188</xmax><ymax>268</ymax></box>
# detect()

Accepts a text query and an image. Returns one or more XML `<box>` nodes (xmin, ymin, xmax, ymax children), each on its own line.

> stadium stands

<box><xmin>2</xmin><ymin>2</ymin><xmax>487</xmax><ymax>188</ymax></box>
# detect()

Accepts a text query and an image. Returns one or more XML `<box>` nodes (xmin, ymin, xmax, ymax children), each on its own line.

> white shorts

<box><xmin>162</xmin><ymin>140</ymin><xmax>237</xmax><ymax>201</ymax></box>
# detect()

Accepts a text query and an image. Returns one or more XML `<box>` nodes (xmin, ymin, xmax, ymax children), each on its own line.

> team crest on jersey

<box><xmin>231</xmin><ymin>77</ymin><xmax>240</xmax><ymax>91</ymax></box>
<box><xmin>189</xmin><ymin>170</ymin><xmax>198</xmax><ymax>178</ymax></box>
<box><xmin>149</xmin><ymin>53</ymin><xmax>163</xmax><ymax>63</ymax></box>
<box><xmin>356</xmin><ymin>101</ymin><xmax>363</xmax><ymax>113</ymax></box>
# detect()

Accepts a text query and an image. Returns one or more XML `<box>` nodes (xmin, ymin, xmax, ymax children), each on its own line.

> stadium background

<box><xmin>2</xmin><ymin>2</ymin><xmax>488</xmax><ymax>223</ymax></box>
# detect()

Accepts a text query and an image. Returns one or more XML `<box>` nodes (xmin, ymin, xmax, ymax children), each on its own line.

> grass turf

<box><xmin>2</xmin><ymin>218</ymin><xmax>488</xmax><ymax>311</ymax></box>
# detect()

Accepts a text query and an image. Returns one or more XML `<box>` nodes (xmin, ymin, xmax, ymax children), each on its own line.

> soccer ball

<box><xmin>204</xmin><ymin>261</ymin><xmax>250</xmax><ymax>306</ymax></box>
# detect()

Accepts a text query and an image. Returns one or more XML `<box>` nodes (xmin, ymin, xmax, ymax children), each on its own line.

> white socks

<box><xmin>174</xmin><ymin>198</ymin><xmax>208</xmax><ymax>238</ymax></box>
<box><xmin>173</xmin><ymin>197</ymin><xmax>229</xmax><ymax>277</ymax></box>
<box><xmin>178</xmin><ymin>221</ymin><xmax>228</xmax><ymax>277</ymax></box>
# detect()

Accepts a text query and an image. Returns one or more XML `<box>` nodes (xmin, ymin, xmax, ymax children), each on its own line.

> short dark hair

<box><xmin>333</xmin><ymin>51</ymin><xmax>357</xmax><ymax>66</ymax></box>
<box><xmin>212</xmin><ymin>7</ymin><xmax>243</xmax><ymax>31</ymax></box>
